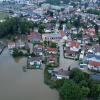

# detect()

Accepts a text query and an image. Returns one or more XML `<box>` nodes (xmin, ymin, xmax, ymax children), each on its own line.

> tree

<box><xmin>54</xmin><ymin>79</ymin><xmax>65</xmax><ymax>89</ymax></box>
<box><xmin>50</xmin><ymin>42</ymin><xmax>57</xmax><ymax>48</ymax></box>
<box><xmin>0</xmin><ymin>17</ymin><xmax>34</xmax><ymax>37</ymax></box>
<box><xmin>94</xmin><ymin>24</ymin><xmax>99</xmax><ymax>35</ymax></box>
<box><xmin>77</xmin><ymin>32</ymin><xmax>83</xmax><ymax>38</ymax></box>
<box><xmin>97</xmin><ymin>94</ymin><xmax>100</xmax><ymax>100</ymax></box>
<box><xmin>66</xmin><ymin>22</ymin><xmax>72</xmax><ymax>29</ymax></box>
<box><xmin>60</xmin><ymin>80</ymin><xmax>86</xmax><ymax>100</ymax></box>
<box><xmin>46</xmin><ymin>0</ymin><xmax>70</xmax><ymax>5</ymax></box>
<box><xmin>88</xmin><ymin>79</ymin><xmax>100</xmax><ymax>100</ymax></box>
<box><xmin>87</xmin><ymin>9</ymin><xmax>100</xmax><ymax>15</ymax></box>
<box><xmin>98</xmin><ymin>36</ymin><xmax>100</xmax><ymax>44</ymax></box>
<box><xmin>81</xmin><ymin>86</ymin><xmax>90</xmax><ymax>98</ymax></box>
<box><xmin>19</xmin><ymin>19</ymin><xmax>34</xmax><ymax>34</ymax></box>
<box><xmin>43</xmin><ymin>41</ymin><xmax>48</xmax><ymax>47</ymax></box>
<box><xmin>38</xmin><ymin>23</ymin><xmax>45</xmax><ymax>34</ymax></box>
<box><xmin>70</xmin><ymin>68</ymin><xmax>88</xmax><ymax>83</ymax></box>
<box><xmin>79</xmin><ymin>80</ymin><xmax>88</xmax><ymax>87</ymax></box>
<box><xmin>12</xmin><ymin>48</ymin><xmax>24</xmax><ymax>57</ymax></box>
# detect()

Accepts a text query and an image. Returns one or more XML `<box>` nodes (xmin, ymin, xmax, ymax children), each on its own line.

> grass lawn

<box><xmin>0</xmin><ymin>12</ymin><xmax>9</xmax><ymax>20</ymax></box>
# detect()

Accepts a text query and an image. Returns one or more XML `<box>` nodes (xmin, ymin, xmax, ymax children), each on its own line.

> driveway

<box><xmin>28</xmin><ymin>42</ymin><xmax>33</xmax><ymax>54</ymax></box>
<box><xmin>58</xmin><ymin>40</ymin><xmax>79</xmax><ymax>70</ymax></box>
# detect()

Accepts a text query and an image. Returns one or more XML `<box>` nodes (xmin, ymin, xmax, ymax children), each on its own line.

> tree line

<box><xmin>87</xmin><ymin>9</ymin><xmax>100</xmax><ymax>15</ymax></box>
<box><xmin>0</xmin><ymin>17</ymin><xmax>34</xmax><ymax>38</ymax></box>
<box><xmin>53</xmin><ymin>68</ymin><xmax>100</xmax><ymax>100</ymax></box>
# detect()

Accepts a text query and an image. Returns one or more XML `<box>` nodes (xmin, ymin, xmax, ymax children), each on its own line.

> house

<box><xmin>65</xmin><ymin>40</ymin><xmax>81</xmax><ymax>52</ymax></box>
<box><xmin>48</xmin><ymin>68</ymin><xmax>69</xmax><ymax>80</ymax></box>
<box><xmin>79</xmin><ymin>50</ymin><xmax>85</xmax><ymax>60</ymax></box>
<box><xmin>15</xmin><ymin>40</ymin><xmax>25</xmax><ymax>48</ymax></box>
<box><xmin>82</xmin><ymin>34</ymin><xmax>90</xmax><ymax>44</ymax></box>
<box><xmin>71</xmin><ymin>27</ymin><xmax>78</xmax><ymax>34</ymax></box>
<box><xmin>90</xmin><ymin>74</ymin><xmax>100</xmax><ymax>80</ymax></box>
<box><xmin>33</xmin><ymin>44</ymin><xmax>43</xmax><ymax>56</ymax></box>
<box><xmin>44</xmin><ymin>23</ymin><xmax>55</xmax><ymax>33</ymax></box>
<box><xmin>42</xmin><ymin>33</ymin><xmax>61</xmax><ymax>42</ymax></box>
<box><xmin>84</xmin><ymin>28</ymin><xmax>96</xmax><ymax>36</ymax></box>
<box><xmin>46</xmin><ymin>47</ymin><xmax>57</xmax><ymax>54</ymax></box>
<box><xmin>47</xmin><ymin>16</ymin><xmax>54</xmax><ymax>21</ymax></box>
<box><xmin>27</xmin><ymin>32</ymin><xmax>42</xmax><ymax>42</ymax></box>
<box><xmin>8</xmin><ymin>42</ymin><xmax>16</xmax><ymax>49</ymax></box>
<box><xmin>27</xmin><ymin>57</ymin><xmax>42</xmax><ymax>69</ymax></box>
<box><xmin>47</xmin><ymin>55</ymin><xmax>57</xmax><ymax>64</ymax></box>
<box><xmin>64</xmin><ymin>40</ymin><xmax>81</xmax><ymax>59</ymax></box>
<box><xmin>88</xmin><ymin>61</ymin><xmax>100</xmax><ymax>70</ymax></box>
<box><xmin>59</xmin><ymin>30</ymin><xmax>68</xmax><ymax>41</ymax></box>
<box><xmin>85</xmin><ymin>44</ymin><xmax>100</xmax><ymax>70</ymax></box>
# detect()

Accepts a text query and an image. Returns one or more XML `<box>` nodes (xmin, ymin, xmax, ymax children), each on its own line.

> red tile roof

<box><xmin>84</xmin><ymin>28</ymin><xmax>95</xmax><ymax>35</ymax></box>
<box><xmin>47</xmin><ymin>48</ymin><xmax>57</xmax><ymax>52</ymax></box>
<box><xmin>66</xmin><ymin>40</ymin><xmax>80</xmax><ymax>48</ymax></box>
<box><xmin>89</xmin><ymin>61</ymin><xmax>100</xmax><ymax>67</ymax></box>
<box><xmin>27</xmin><ymin>32</ymin><xmax>41</xmax><ymax>41</ymax></box>
<box><xmin>48</xmin><ymin>16</ymin><xmax>53</xmax><ymax>20</ymax></box>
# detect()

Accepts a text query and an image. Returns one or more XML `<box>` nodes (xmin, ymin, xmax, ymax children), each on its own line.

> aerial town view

<box><xmin>0</xmin><ymin>0</ymin><xmax>100</xmax><ymax>100</ymax></box>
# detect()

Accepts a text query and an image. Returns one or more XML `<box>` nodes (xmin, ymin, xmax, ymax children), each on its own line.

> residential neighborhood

<box><xmin>0</xmin><ymin>0</ymin><xmax>100</xmax><ymax>100</ymax></box>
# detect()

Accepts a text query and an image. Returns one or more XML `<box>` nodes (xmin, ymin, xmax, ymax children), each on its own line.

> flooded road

<box><xmin>0</xmin><ymin>48</ymin><xmax>59</xmax><ymax>100</ymax></box>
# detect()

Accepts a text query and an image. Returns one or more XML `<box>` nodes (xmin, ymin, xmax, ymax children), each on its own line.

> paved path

<box><xmin>28</xmin><ymin>42</ymin><xmax>33</xmax><ymax>54</ymax></box>
<box><xmin>58</xmin><ymin>40</ymin><xmax>79</xmax><ymax>70</ymax></box>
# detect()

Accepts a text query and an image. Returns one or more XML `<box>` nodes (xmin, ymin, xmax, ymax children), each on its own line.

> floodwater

<box><xmin>0</xmin><ymin>48</ymin><xmax>59</xmax><ymax>100</ymax></box>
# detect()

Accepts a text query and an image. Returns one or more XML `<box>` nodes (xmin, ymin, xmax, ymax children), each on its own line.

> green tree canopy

<box><xmin>0</xmin><ymin>17</ymin><xmax>34</xmax><ymax>38</ymax></box>
<box><xmin>70</xmin><ymin>68</ymin><xmax>88</xmax><ymax>83</ymax></box>
<box><xmin>38</xmin><ymin>23</ymin><xmax>45</xmax><ymax>34</ymax></box>
<box><xmin>60</xmin><ymin>80</ymin><xmax>87</xmax><ymax>100</ymax></box>
<box><xmin>88</xmin><ymin>80</ymin><xmax>100</xmax><ymax>100</ymax></box>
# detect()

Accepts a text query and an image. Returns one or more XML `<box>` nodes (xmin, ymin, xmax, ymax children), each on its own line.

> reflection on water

<box><xmin>22</xmin><ymin>66</ymin><xmax>27</xmax><ymax>72</ymax></box>
<box><xmin>0</xmin><ymin>49</ymin><xmax>59</xmax><ymax>100</ymax></box>
<box><xmin>13</xmin><ymin>57</ymin><xmax>24</xmax><ymax>63</ymax></box>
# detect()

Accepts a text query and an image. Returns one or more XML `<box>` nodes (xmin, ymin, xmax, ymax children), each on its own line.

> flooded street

<box><xmin>0</xmin><ymin>48</ymin><xmax>59</xmax><ymax>100</ymax></box>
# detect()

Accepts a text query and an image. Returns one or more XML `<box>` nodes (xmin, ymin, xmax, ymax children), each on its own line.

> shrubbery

<box><xmin>12</xmin><ymin>48</ymin><xmax>26</xmax><ymax>57</ymax></box>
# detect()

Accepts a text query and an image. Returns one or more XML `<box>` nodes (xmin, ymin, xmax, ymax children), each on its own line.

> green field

<box><xmin>0</xmin><ymin>12</ymin><xmax>9</xmax><ymax>20</ymax></box>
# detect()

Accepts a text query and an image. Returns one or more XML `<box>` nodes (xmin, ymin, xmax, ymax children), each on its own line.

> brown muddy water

<box><xmin>0</xmin><ymin>48</ymin><xmax>59</xmax><ymax>100</ymax></box>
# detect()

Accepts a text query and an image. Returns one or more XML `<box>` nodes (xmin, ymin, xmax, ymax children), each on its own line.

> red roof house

<box><xmin>46</xmin><ymin>47</ymin><xmax>57</xmax><ymax>54</ymax></box>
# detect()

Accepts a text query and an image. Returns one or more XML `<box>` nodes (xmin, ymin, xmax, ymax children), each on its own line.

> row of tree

<box><xmin>0</xmin><ymin>17</ymin><xmax>47</xmax><ymax>38</ymax></box>
<box><xmin>46</xmin><ymin>0</ymin><xmax>70</xmax><ymax>5</ymax></box>
<box><xmin>0</xmin><ymin>17</ymin><xmax>34</xmax><ymax>38</ymax></box>
<box><xmin>46</xmin><ymin>0</ymin><xmax>82</xmax><ymax>5</ymax></box>
<box><xmin>54</xmin><ymin>68</ymin><xmax>100</xmax><ymax>100</ymax></box>
<box><xmin>87</xmin><ymin>9</ymin><xmax>100</xmax><ymax>15</ymax></box>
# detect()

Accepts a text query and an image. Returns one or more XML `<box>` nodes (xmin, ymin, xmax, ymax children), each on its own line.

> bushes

<box><xmin>44</xmin><ymin>66</ymin><xmax>51</xmax><ymax>85</ymax></box>
<box><xmin>12</xmin><ymin>48</ymin><xmax>26</xmax><ymax>57</ymax></box>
